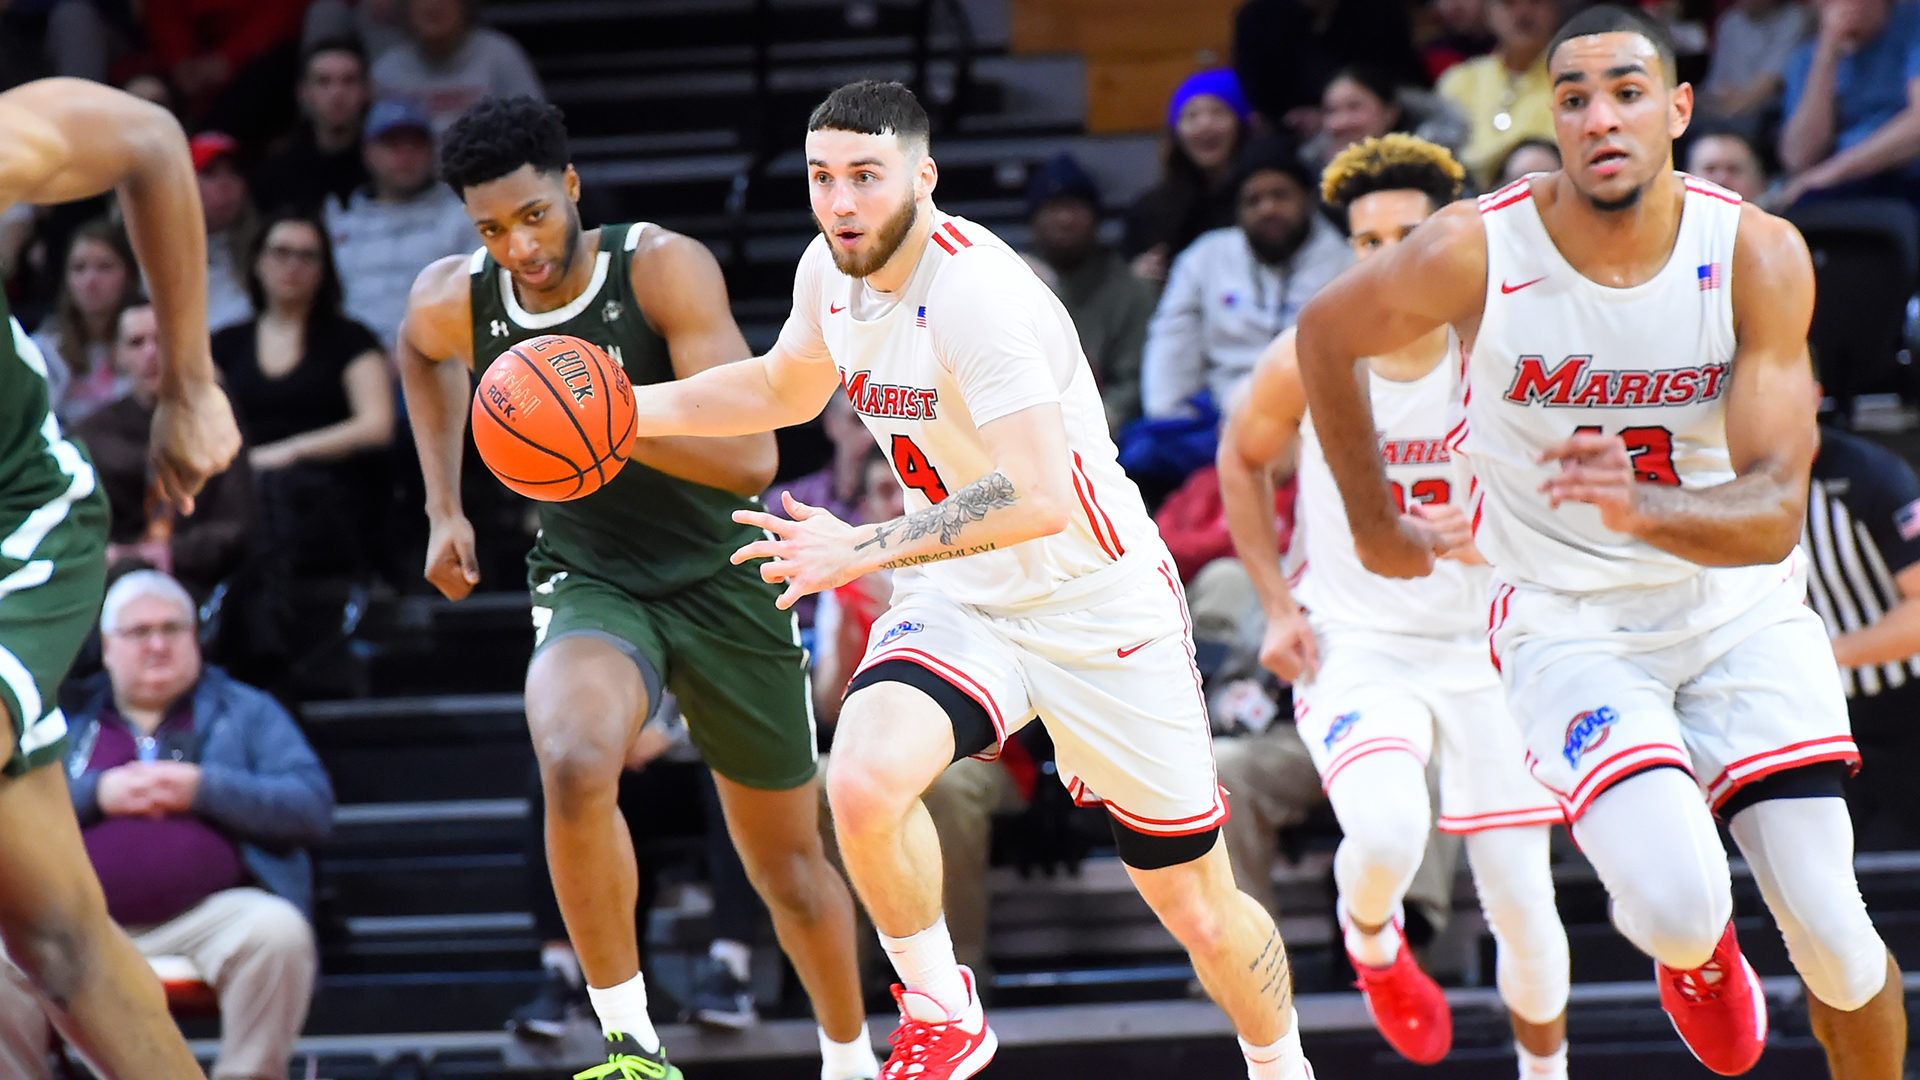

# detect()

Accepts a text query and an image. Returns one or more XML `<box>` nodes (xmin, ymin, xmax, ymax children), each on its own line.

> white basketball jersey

<box><xmin>1292</xmin><ymin>340</ymin><xmax>1488</xmax><ymax>638</ymax></box>
<box><xmin>781</xmin><ymin>212</ymin><xmax>1165</xmax><ymax>612</ymax></box>
<box><xmin>1454</xmin><ymin>173</ymin><xmax>1745</xmax><ymax>592</ymax></box>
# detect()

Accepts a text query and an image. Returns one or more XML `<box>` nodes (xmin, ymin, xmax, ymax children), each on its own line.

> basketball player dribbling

<box><xmin>0</xmin><ymin>79</ymin><xmax>241</xmax><ymax>1079</ymax></box>
<box><xmin>1219</xmin><ymin>134</ymin><xmax>1572</xmax><ymax>1078</ymax></box>
<box><xmin>620</xmin><ymin>80</ymin><xmax>1317</xmax><ymax>1080</ymax></box>
<box><xmin>394</xmin><ymin>97</ymin><xmax>874</xmax><ymax>1080</ymax></box>
<box><xmin>1293</xmin><ymin>7</ymin><xmax>1905</xmax><ymax>1078</ymax></box>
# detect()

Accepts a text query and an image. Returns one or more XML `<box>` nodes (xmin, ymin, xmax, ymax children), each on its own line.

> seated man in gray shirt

<box><xmin>371</xmin><ymin>0</ymin><xmax>543</xmax><ymax>135</ymax></box>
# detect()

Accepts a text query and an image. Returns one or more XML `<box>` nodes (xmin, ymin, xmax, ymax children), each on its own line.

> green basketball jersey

<box><xmin>0</xmin><ymin>295</ymin><xmax>98</xmax><ymax>521</ymax></box>
<box><xmin>468</xmin><ymin>223</ymin><xmax>763</xmax><ymax>598</ymax></box>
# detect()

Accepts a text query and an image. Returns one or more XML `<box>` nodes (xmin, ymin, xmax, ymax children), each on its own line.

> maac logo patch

<box><xmin>1562</xmin><ymin>706</ymin><xmax>1618</xmax><ymax>768</ymax></box>
<box><xmin>877</xmin><ymin>620</ymin><xmax>923</xmax><ymax>648</ymax></box>
<box><xmin>1323</xmin><ymin>710</ymin><xmax>1361</xmax><ymax>751</ymax></box>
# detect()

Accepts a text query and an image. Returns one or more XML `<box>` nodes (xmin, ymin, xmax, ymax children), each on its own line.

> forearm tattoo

<box><xmin>1250</xmin><ymin>928</ymin><xmax>1294</xmax><ymax>1007</ymax></box>
<box><xmin>878</xmin><ymin>543</ymin><xmax>999</xmax><ymax>570</ymax></box>
<box><xmin>855</xmin><ymin>471</ymin><xmax>1018</xmax><ymax>552</ymax></box>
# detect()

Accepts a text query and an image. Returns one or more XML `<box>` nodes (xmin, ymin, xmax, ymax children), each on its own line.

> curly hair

<box><xmin>440</xmin><ymin>96</ymin><xmax>570</xmax><ymax>196</ymax></box>
<box><xmin>1320</xmin><ymin>133</ymin><xmax>1466</xmax><ymax>212</ymax></box>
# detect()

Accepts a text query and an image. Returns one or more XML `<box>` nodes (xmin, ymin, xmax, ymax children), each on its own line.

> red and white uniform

<box><xmin>777</xmin><ymin>212</ymin><xmax>1223</xmax><ymax>837</ymax></box>
<box><xmin>1458</xmin><ymin>174</ymin><xmax>1857</xmax><ymax>820</ymax></box>
<box><xmin>1291</xmin><ymin>348</ymin><xmax>1561</xmax><ymax>833</ymax></box>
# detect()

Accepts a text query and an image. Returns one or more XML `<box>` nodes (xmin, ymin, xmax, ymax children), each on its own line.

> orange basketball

<box><xmin>471</xmin><ymin>334</ymin><xmax>634</xmax><ymax>501</ymax></box>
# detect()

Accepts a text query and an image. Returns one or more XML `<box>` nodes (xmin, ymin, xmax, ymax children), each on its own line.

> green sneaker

<box><xmin>573</xmin><ymin>1031</ymin><xmax>683</xmax><ymax>1080</ymax></box>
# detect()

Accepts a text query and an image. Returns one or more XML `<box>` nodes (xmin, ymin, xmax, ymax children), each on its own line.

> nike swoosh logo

<box><xmin>829</xmin><ymin>304</ymin><xmax>846</xmax><ymax>314</ymax></box>
<box><xmin>1116</xmin><ymin>641</ymin><xmax>1151</xmax><ymax>658</ymax></box>
<box><xmin>1500</xmin><ymin>276</ymin><xmax>1547</xmax><ymax>294</ymax></box>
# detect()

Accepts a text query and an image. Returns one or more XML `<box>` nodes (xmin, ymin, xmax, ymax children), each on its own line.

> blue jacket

<box><xmin>64</xmin><ymin>666</ymin><xmax>334</xmax><ymax>916</ymax></box>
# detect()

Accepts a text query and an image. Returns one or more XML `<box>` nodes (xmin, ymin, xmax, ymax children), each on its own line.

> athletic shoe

<box><xmin>1350</xmin><ymin>924</ymin><xmax>1453</xmax><ymax>1065</ymax></box>
<box><xmin>1657</xmin><ymin>921</ymin><xmax>1768</xmax><ymax>1076</ymax></box>
<box><xmin>880</xmin><ymin>965</ymin><xmax>998</xmax><ymax>1080</ymax></box>
<box><xmin>507</xmin><ymin>968</ymin><xmax>588</xmax><ymax>1041</ymax></box>
<box><xmin>573</xmin><ymin>1031</ymin><xmax>683</xmax><ymax>1080</ymax></box>
<box><xmin>689</xmin><ymin>954</ymin><xmax>759</xmax><ymax>1030</ymax></box>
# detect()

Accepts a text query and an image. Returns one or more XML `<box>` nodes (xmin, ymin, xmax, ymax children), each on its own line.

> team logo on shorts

<box><xmin>1323</xmin><ymin>710</ymin><xmax>1361</xmax><ymax>751</ymax></box>
<box><xmin>1562</xmin><ymin>706</ymin><xmax>1619</xmax><ymax>768</ymax></box>
<box><xmin>877</xmin><ymin>620</ymin><xmax>924</xmax><ymax>648</ymax></box>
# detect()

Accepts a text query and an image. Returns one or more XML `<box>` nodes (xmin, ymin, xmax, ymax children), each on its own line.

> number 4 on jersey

<box><xmin>890</xmin><ymin>434</ymin><xmax>949</xmax><ymax>502</ymax></box>
<box><xmin>1574</xmin><ymin>424</ymin><xmax>1681</xmax><ymax>485</ymax></box>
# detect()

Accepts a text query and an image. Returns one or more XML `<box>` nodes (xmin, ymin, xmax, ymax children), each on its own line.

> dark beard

<box><xmin>1247</xmin><ymin>219</ymin><xmax>1309</xmax><ymax>266</ymax></box>
<box><xmin>825</xmin><ymin>194</ymin><xmax>917</xmax><ymax>279</ymax></box>
<box><xmin>1586</xmin><ymin>183</ymin><xmax>1647</xmax><ymax>213</ymax></box>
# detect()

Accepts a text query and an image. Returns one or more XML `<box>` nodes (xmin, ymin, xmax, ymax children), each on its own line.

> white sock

<box><xmin>710</xmin><ymin>938</ymin><xmax>752</xmax><ymax>983</ymax></box>
<box><xmin>1518</xmin><ymin>1039</ymin><xmax>1569</xmax><ymax>1079</ymax></box>
<box><xmin>1240</xmin><ymin>1010</ymin><xmax>1311</xmax><ymax>1080</ymax></box>
<box><xmin>587</xmin><ymin>973</ymin><xmax>660</xmax><ymax>1051</ymax></box>
<box><xmin>878</xmin><ymin>914</ymin><xmax>969</xmax><ymax>1015</ymax></box>
<box><xmin>819</xmin><ymin>1023</ymin><xmax>881</xmax><ymax>1080</ymax></box>
<box><xmin>542</xmin><ymin>942</ymin><xmax>582</xmax><ymax>988</ymax></box>
<box><xmin>1341</xmin><ymin>903</ymin><xmax>1402</xmax><ymax>969</ymax></box>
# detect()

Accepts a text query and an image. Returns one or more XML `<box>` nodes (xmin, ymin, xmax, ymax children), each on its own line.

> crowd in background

<box><xmin>0</xmin><ymin>0</ymin><xmax>1917</xmax><ymax>1061</ymax></box>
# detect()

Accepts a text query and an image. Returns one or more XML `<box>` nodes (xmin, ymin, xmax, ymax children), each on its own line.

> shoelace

<box><xmin>1666</xmin><ymin>958</ymin><xmax>1729</xmax><ymax>1004</ymax></box>
<box><xmin>574</xmin><ymin>1033</ymin><xmax>672</xmax><ymax>1080</ymax></box>
<box><xmin>884</xmin><ymin>1015</ymin><xmax>959</xmax><ymax>1076</ymax></box>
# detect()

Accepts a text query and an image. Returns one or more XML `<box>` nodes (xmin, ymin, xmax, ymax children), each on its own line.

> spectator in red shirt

<box><xmin>144</xmin><ymin>0</ymin><xmax>308</xmax><ymax>142</ymax></box>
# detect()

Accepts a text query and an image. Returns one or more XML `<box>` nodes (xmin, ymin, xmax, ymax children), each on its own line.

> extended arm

<box><xmin>1218</xmin><ymin>330</ymin><xmax>1306</xmax><ymax>620</ymax></box>
<box><xmin>1778</xmin><ymin>32</ymin><xmax>1846</xmax><ymax>174</ymax></box>
<box><xmin>1835</xmin><ymin>562</ymin><xmax>1920</xmax><ymax>667</ymax></box>
<box><xmin>1293</xmin><ymin>202</ymin><xmax>1486</xmax><ymax>577</ymax></box>
<box><xmin>628</xmin><ymin>231</ymin><xmax>778</xmax><ymax>496</ymax></box>
<box><xmin>396</xmin><ymin>257</ymin><xmax>485</xmax><ymax>599</ymax></box>
<box><xmin>1790</xmin><ymin>77</ymin><xmax>1920</xmax><ymax>191</ymax></box>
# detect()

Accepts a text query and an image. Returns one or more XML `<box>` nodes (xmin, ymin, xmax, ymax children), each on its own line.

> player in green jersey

<box><xmin>0</xmin><ymin>79</ymin><xmax>241</xmax><ymax>1079</ymax></box>
<box><xmin>395</xmin><ymin>97</ymin><xmax>871</xmax><ymax>1080</ymax></box>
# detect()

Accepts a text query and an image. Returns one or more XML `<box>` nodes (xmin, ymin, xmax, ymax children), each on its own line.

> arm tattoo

<box><xmin>855</xmin><ymin>471</ymin><xmax>1018</xmax><ymax>552</ymax></box>
<box><xmin>878</xmin><ymin>543</ymin><xmax>998</xmax><ymax>570</ymax></box>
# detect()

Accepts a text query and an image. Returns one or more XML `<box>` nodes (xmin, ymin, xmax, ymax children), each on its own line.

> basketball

<box><xmin>470</xmin><ymin>334</ymin><xmax>635</xmax><ymax>501</ymax></box>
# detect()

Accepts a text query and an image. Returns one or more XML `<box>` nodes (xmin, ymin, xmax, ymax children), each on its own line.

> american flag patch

<box><xmin>916</xmin><ymin>306</ymin><xmax>927</xmax><ymax>328</ymax></box>
<box><xmin>1697</xmin><ymin>262</ymin><xmax>1722</xmax><ymax>290</ymax></box>
<box><xmin>1897</xmin><ymin>497</ymin><xmax>1920</xmax><ymax>541</ymax></box>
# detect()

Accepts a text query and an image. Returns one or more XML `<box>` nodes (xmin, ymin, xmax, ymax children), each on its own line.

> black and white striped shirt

<box><xmin>1803</xmin><ymin>426</ymin><xmax>1920</xmax><ymax>699</ymax></box>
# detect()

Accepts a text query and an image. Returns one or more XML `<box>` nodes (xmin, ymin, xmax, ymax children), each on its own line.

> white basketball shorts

<box><xmin>850</xmin><ymin>557</ymin><xmax>1226</xmax><ymax>838</ymax></box>
<box><xmin>1488</xmin><ymin>549</ymin><xmax>1858</xmax><ymax>822</ymax></box>
<box><xmin>1293</xmin><ymin>623</ymin><xmax>1563</xmax><ymax>833</ymax></box>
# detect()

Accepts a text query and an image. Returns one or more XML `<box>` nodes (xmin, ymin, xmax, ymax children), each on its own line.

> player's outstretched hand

<box><xmin>1410</xmin><ymin>502</ymin><xmax>1485</xmax><ymax>564</ymax></box>
<box><xmin>1538</xmin><ymin>431</ymin><xmax>1638</xmax><ymax>532</ymax></box>
<box><xmin>1259</xmin><ymin>609</ymin><xmax>1321</xmax><ymax>684</ymax></box>
<box><xmin>424</xmin><ymin>513</ymin><xmax>481</xmax><ymax>601</ymax></box>
<box><xmin>148</xmin><ymin>378</ymin><xmax>241</xmax><ymax>517</ymax></box>
<box><xmin>731</xmin><ymin>491</ymin><xmax>867</xmax><ymax>610</ymax></box>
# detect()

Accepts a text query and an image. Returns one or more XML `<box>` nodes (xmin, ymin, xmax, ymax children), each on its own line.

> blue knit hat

<box><xmin>1167</xmin><ymin>68</ymin><xmax>1252</xmax><ymax>131</ymax></box>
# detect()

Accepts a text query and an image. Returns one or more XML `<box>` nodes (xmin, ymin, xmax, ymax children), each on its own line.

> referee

<box><xmin>1803</xmin><ymin>417</ymin><xmax>1920</xmax><ymax>845</ymax></box>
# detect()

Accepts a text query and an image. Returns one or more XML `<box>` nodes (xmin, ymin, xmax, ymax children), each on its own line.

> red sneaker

<box><xmin>881</xmin><ymin>966</ymin><xmax>998</xmax><ymax>1080</ymax></box>
<box><xmin>1350</xmin><ymin>925</ymin><xmax>1453</xmax><ymax>1065</ymax></box>
<box><xmin>1657</xmin><ymin>922</ymin><xmax>1767</xmax><ymax>1076</ymax></box>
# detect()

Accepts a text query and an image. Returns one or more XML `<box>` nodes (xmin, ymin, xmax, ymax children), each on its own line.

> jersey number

<box><xmin>890</xmin><ymin>434</ymin><xmax>949</xmax><ymax>503</ymax></box>
<box><xmin>1574</xmin><ymin>425</ymin><xmax>1680</xmax><ymax>485</ymax></box>
<box><xmin>1390</xmin><ymin>478</ymin><xmax>1451</xmax><ymax>513</ymax></box>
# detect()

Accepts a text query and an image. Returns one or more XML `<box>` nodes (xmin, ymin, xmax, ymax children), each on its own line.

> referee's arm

<box><xmin>1832</xmin><ymin>451</ymin><xmax>1920</xmax><ymax>668</ymax></box>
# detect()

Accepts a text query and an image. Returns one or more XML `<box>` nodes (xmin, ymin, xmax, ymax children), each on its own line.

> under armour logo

<box><xmin>490</xmin><ymin>320</ymin><xmax>509</xmax><ymax>338</ymax></box>
<box><xmin>601</xmin><ymin>300</ymin><xmax>623</xmax><ymax>323</ymax></box>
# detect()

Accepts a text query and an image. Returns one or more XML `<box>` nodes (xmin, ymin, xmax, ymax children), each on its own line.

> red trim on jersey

<box><xmin>1486</xmin><ymin>582</ymin><xmax>1513</xmax><ymax>671</ymax></box>
<box><xmin>1156</xmin><ymin>561</ymin><xmax>1211</xmax><ymax>715</ymax></box>
<box><xmin>857</xmin><ymin>645</ymin><xmax>1009</xmax><ymax>756</ymax></box>
<box><xmin>1444</xmin><ymin>417</ymin><xmax>1468</xmax><ymax>448</ymax></box>
<box><xmin>1436</xmin><ymin>805</ymin><xmax>1567</xmax><ymax>834</ymax></box>
<box><xmin>1323</xmin><ymin>737</ymin><xmax>1427</xmax><ymax>789</ymax></box>
<box><xmin>1478</xmin><ymin>178</ymin><xmax>1534</xmax><ymax>214</ymax></box>
<box><xmin>1554</xmin><ymin>743</ymin><xmax>1694</xmax><ymax>819</ymax></box>
<box><xmin>1705</xmin><ymin>735</ymin><xmax>1861</xmax><ymax>810</ymax></box>
<box><xmin>942</xmin><ymin>221</ymin><xmax>974</xmax><ymax>248</ymax></box>
<box><xmin>930</xmin><ymin>231</ymin><xmax>958</xmax><ymax>256</ymax></box>
<box><xmin>1071</xmin><ymin>451</ymin><xmax>1125</xmax><ymax>559</ymax></box>
<box><xmin>1069</xmin><ymin>468</ymin><xmax>1119</xmax><ymax>560</ymax></box>
<box><xmin>1683</xmin><ymin>181</ymin><xmax>1742</xmax><ymax>206</ymax></box>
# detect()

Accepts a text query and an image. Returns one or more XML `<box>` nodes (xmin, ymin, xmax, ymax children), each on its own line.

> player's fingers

<box><xmin>456</xmin><ymin>541</ymin><xmax>481</xmax><ymax>583</ymax></box>
<box><xmin>733</xmin><ymin>509</ymin><xmax>791</xmax><ymax>534</ymax></box>
<box><xmin>730</xmin><ymin>539</ymin><xmax>783</xmax><ymax>564</ymax></box>
<box><xmin>760</xmin><ymin>560</ymin><xmax>798</xmax><ymax>583</ymax></box>
<box><xmin>781</xmin><ymin>490</ymin><xmax>818</xmax><ymax>519</ymax></box>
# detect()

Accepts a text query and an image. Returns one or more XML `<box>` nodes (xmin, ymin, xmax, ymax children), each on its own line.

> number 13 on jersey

<box><xmin>1574</xmin><ymin>424</ymin><xmax>1681</xmax><ymax>485</ymax></box>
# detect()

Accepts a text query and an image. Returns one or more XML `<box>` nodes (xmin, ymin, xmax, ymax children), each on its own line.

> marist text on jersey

<box><xmin>1502</xmin><ymin>354</ymin><xmax>1730</xmax><ymax>409</ymax></box>
<box><xmin>841</xmin><ymin>368</ymin><xmax>940</xmax><ymax>421</ymax></box>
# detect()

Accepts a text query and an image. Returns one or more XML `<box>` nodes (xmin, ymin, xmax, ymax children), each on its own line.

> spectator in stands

<box><xmin>370</xmin><ymin>0</ymin><xmax>543</xmax><ymax>136</ymax></box>
<box><xmin>326</xmin><ymin>99</ymin><xmax>473</xmax><ymax>348</ymax></box>
<box><xmin>1688</xmin><ymin>130</ymin><xmax>1772</xmax><ymax>200</ymax></box>
<box><xmin>305</xmin><ymin>0</ymin><xmax>409</xmax><ymax>63</ymax></box>
<box><xmin>2</xmin><ymin>0</ymin><xmax>129</xmax><ymax>84</ymax></box>
<box><xmin>73</xmin><ymin>300</ymin><xmax>256</xmax><ymax>600</ymax></box>
<box><xmin>1232</xmin><ymin>0</ymin><xmax>1426</xmax><ymax>136</ymax></box>
<box><xmin>1420</xmin><ymin>0</ymin><xmax>1496</xmax><ymax>81</ymax></box>
<box><xmin>142</xmin><ymin>0</ymin><xmax>306</xmax><ymax>142</ymax></box>
<box><xmin>1776</xmin><ymin>0</ymin><xmax>1920</xmax><ymax>207</ymax></box>
<box><xmin>1801</xmin><ymin>407</ymin><xmax>1920</xmax><ymax>846</ymax></box>
<box><xmin>194</xmin><ymin>132</ymin><xmax>259</xmax><ymax>334</ymax></box>
<box><xmin>30</xmin><ymin>217</ymin><xmax>136</xmax><ymax>424</ymax></box>
<box><xmin>214</xmin><ymin>211</ymin><xmax>392</xmax><ymax>600</ymax></box>
<box><xmin>1305</xmin><ymin>66</ymin><xmax>1470</xmax><ymax>174</ymax></box>
<box><xmin>255</xmin><ymin>39</ymin><xmax>373</xmax><ymax>218</ymax></box>
<box><xmin>1436</xmin><ymin>0</ymin><xmax>1560</xmax><ymax>187</ymax></box>
<box><xmin>0</xmin><ymin>570</ymin><xmax>330</xmax><ymax>1080</ymax></box>
<box><xmin>1024</xmin><ymin>153</ymin><xmax>1152</xmax><ymax>431</ymax></box>
<box><xmin>1698</xmin><ymin>0</ymin><xmax>1814</xmax><ymax>140</ymax></box>
<box><xmin>1139</xmin><ymin>137</ymin><xmax>1350</xmax><ymax>422</ymax></box>
<box><xmin>1493</xmin><ymin>134</ymin><xmax>1560</xmax><ymax>186</ymax></box>
<box><xmin>1121</xmin><ymin>69</ymin><xmax>1249</xmax><ymax>287</ymax></box>
<box><xmin>120</xmin><ymin>72</ymin><xmax>176</xmax><ymax>112</ymax></box>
